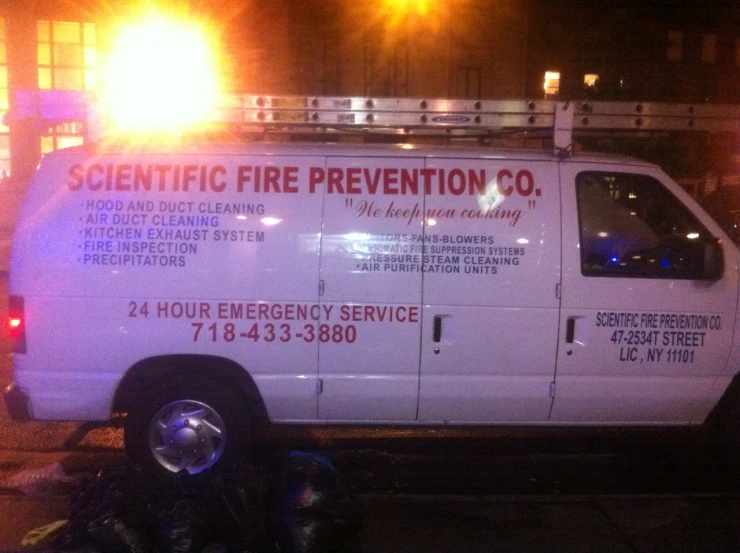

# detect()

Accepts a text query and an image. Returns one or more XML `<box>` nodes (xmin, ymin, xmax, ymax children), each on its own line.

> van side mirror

<box><xmin>702</xmin><ymin>238</ymin><xmax>724</xmax><ymax>281</ymax></box>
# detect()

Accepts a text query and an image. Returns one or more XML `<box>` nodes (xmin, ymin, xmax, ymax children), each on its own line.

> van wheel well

<box><xmin>113</xmin><ymin>354</ymin><xmax>268</xmax><ymax>425</ymax></box>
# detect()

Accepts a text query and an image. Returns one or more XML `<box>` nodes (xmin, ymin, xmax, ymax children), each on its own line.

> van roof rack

<box><xmin>6</xmin><ymin>90</ymin><xmax>740</xmax><ymax>157</ymax></box>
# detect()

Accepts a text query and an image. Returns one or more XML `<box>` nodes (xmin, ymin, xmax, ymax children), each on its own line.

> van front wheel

<box><xmin>124</xmin><ymin>379</ymin><xmax>248</xmax><ymax>477</ymax></box>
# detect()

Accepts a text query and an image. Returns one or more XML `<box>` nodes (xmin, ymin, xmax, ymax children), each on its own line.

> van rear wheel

<box><xmin>124</xmin><ymin>379</ymin><xmax>248</xmax><ymax>477</ymax></box>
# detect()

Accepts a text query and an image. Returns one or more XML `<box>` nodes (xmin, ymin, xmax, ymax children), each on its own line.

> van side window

<box><xmin>576</xmin><ymin>172</ymin><xmax>714</xmax><ymax>279</ymax></box>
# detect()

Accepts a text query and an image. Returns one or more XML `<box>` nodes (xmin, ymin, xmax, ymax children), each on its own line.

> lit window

<box><xmin>667</xmin><ymin>30</ymin><xmax>683</xmax><ymax>62</ymax></box>
<box><xmin>40</xmin><ymin>121</ymin><xmax>84</xmax><ymax>155</ymax></box>
<box><xmin>544</xmin><ymin>71</ymin><xmax>560</xmax><ymax>96</ymax></box>
<box><xmin>37</xmin><ymin>20</ymin><xmax>96</xmax><ymax>153</ymax></box>
<box><xmin>584</xmin><ymin>74</ymin><xmax>599</xmax><ymax>87</ymax></box>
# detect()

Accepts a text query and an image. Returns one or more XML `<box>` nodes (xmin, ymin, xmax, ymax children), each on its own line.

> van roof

<box><xmin>48</xmin><ymin>141</ymin><xmax>657</xmax><ymax>169</ymax></box>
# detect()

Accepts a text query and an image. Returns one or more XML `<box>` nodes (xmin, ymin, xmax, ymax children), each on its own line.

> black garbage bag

<box><xmin>85</xmin><ymin>507</ymin><xmax>152</xmax><ymax>553</ymax></box>
<box><xmin>150</xmin><ymin>466</ymin><xmax>269</xmax><ymax>553</ymax></box>
<box><xmin>273</xmin><ymin>452</ymin><xmax>361</xmax><ymax>553</ymax></box>
<box><xmin>212</xmin><ymin>466</ymin><xmax>272</xmax><ymax>553</ymax></box>
<box><xmin>52</xmin><ymin>462</ymin><xmax>154</xmax><ymax>553</ymax></box>
<box><xmin>150</xmin><ymin>495</ymin><xmax>212</xmax><ymax>553</ymax></box>
<box><xmin>51</xmin><ymin>460</ymin><xmax>272</xmax><ymax>553</ymax></box>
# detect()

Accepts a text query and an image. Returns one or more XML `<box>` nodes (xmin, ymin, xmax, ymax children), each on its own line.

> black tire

<box><xmin>124</xmin><ymin>377</ymin><xmax>250</xmax><ymax>479</ymax></box>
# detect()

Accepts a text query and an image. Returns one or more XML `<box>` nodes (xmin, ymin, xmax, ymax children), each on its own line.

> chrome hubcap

<box><xmin>148</xmin><ymin>399</ymin><xmax>226</xmax><ymax>474</ymax></box>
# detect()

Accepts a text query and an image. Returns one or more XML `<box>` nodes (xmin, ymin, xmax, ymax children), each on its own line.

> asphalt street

<box><xmin>1</xmin><ymin>273</ymin><xmax>740</xmax><ymax>551</ymax></box>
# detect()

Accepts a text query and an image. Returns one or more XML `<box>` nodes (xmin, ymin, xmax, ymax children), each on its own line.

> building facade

<box><xmin>0</xmin><ymin>0</ymin><xmax>738</xmax><ymax>186</ymax></box>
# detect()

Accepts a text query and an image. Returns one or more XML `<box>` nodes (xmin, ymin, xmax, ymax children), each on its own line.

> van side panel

<box><xmin>317</xmin><ymin>156</ymin><xmax>424</xmax><ymax>421</ymax></box>
<box><xmin>417</xmin><ymin>159</ymin><xmax>561</xmax><ymax>422</ymax></box>
<box><xmin>10</xmin><ymin>150</ymin><xmax>324</xmax><ymax>421</ymax></box>
<box><xmin>13</xmin><ymin>145</ymin><xmax>739</xmax><ymax>428</ymax></box>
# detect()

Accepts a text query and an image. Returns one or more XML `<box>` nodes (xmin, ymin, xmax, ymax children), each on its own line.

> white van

<box><xmin>4</xmin><ymin>137</ymin><xmax>738</xmax><ymax>476</ymax></box>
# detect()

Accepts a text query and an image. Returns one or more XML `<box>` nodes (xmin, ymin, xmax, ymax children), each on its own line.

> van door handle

<box><xmin>433</xmin><ymin>315</ymin><xmax>442</xmax><ymax>342</ymax></box>
<box><xmin>565</xmin><ymin>317</ymin><xmax>576</xmax><ymax>344</ymax></box>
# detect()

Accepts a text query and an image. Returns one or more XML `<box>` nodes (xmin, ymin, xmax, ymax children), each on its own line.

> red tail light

<box><xmin>8</xmin><ymin>295</ymin><xmax>26</xmax><ymax>354</ymax></box>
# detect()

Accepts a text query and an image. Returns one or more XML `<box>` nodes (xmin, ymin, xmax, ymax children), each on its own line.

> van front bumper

<box><xmin>3</xmin><ymin>383</ymin><xmax>32</xmax><ymax>422</ymax></box>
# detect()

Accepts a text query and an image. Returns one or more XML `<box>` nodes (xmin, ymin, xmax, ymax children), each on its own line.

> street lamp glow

<box><xmin>383</xmin><ymin>0</ymin><xmax>432</xmax><ymax>17</ymax></box>
<box><xmin>101</xmin><ymin>15</ymin><xmax>218</xmax><ymax>132</ymax></box>
<box><xmin>378</xmin><ymin>0</ymin><xmax>448</xmax><ymax>29</ymax></box>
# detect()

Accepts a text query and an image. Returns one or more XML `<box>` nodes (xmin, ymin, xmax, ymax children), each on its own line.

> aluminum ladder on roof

<box><xmin>6</xmin><ymin>90</ymin><xmax>740</xmax><ymax>155</ymax></box>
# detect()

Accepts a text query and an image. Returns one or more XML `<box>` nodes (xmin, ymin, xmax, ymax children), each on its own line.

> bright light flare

<box><xmin>478</xmin><ymin>178</ymin><xmax>505</xmax><ymax>212</ymax></box>
<box><xmin>101</xmin><ymin>16</ymin><xmax>218</xmax><ymax>132</ymax></box>
<box><xmin>382</xmin><ymin>0</ymin><xmax>432</xmax><ymax>20</ymax></box>
<box><xmin>376</xmin><ymin>0</ymin><xmax>450</xmax><ymax>32</ymax></box>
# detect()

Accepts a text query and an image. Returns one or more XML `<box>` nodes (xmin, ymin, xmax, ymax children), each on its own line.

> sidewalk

<box><xmin>358</xmin><ymin>493</ymin><xmax>740</xmax><ymax>553</ymax></box>
<box><xmin>1</xmin><ymin>489</ymin><xmax>739</xmax><ymax>553</ymax></box>
<box><xmin>0</xmin><ymin>450</ymin><xmax>738</xmax><ymax>553</ymax></box>
<box><xmin>0</xmin><ymin>496</ymin><xmax>67</xmax><ymax>550</ymax></box>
